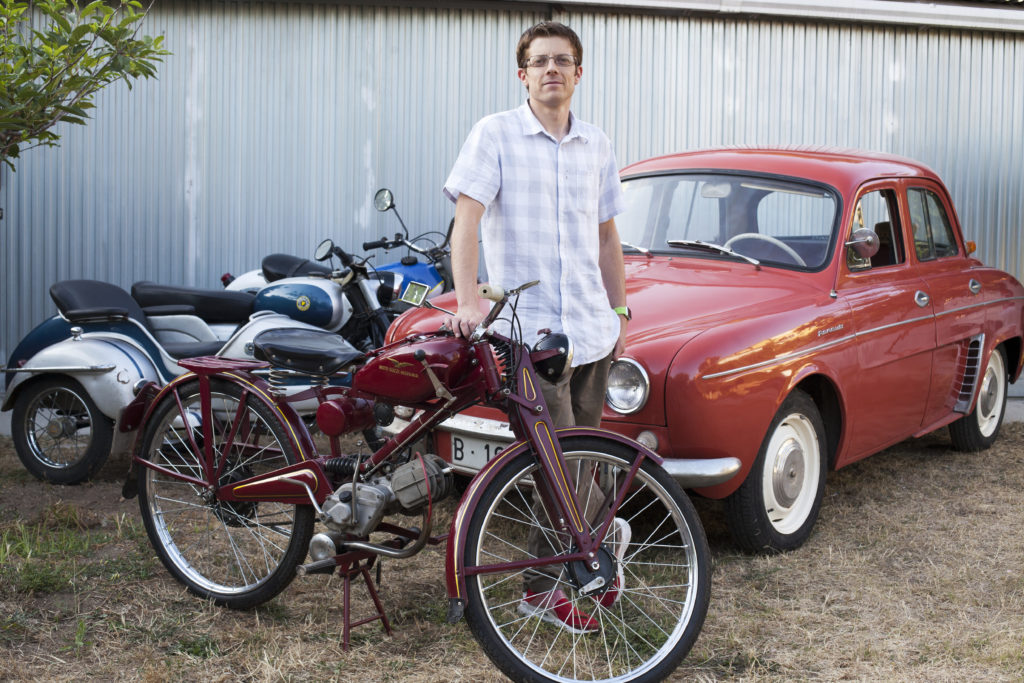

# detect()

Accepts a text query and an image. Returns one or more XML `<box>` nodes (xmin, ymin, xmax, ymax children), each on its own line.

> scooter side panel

<box><xmin>147</xmin><ymin>314</ymin><xmax>222</xmax><ymax>344</ymax></box>
<box><xmin>3</xmin><ymin>336</ymin><xmax>161</xmax><ymax>420</ymax></box>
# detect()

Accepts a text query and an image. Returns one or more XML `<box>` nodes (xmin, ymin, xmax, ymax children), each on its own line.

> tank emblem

<box><xmin>296</xmin><ymin>295</ymin><xmax>311</xmax><ymax>312</ymax></box>
<box><xmin>383</xmin><ymin>357</ymin><xmax>419</xmax><ymax>378</ymax></box>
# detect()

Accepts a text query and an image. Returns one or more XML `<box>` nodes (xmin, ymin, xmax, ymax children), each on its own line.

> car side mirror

<box><xmin>845</xmin><ymin>228</ymin><xmax>880</xmax><ymax>259</ymax></box>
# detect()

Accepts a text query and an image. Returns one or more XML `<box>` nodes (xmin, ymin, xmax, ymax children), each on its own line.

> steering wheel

<box><xmin>724</xmin><ymin>233</ymin><xmax>807</xmax><ymax>266</ymax></box>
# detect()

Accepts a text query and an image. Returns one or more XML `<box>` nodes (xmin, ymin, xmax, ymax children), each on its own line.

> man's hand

<box><xmin>613</xmin><ymin>315</ymin><xmax>627</xmax><ymax>359</ymax></box>
<box><xmin>446</xmin><ymin>306</ymin><xmax>487</xmax><ymax>338</ymax></box>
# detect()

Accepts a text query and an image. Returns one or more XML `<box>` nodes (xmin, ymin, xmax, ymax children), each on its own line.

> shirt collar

<box><xmin>518</xmin><ymin>100</ymin><xmax>589</xmax><ymax>143</ymax></box>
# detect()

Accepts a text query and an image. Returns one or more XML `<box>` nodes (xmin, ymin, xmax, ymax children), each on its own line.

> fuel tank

<box><xmin>353</xmin><ymin>334</ymin><xmax>472</xmax><ymax>404</ymax></box>
<box><xmin>253</xmin><ymin>277</ymin><xmax>351</xmax><ymax>332</ymax></box>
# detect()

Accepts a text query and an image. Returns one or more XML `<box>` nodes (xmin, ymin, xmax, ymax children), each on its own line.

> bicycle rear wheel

<box><xmin>462</xmin><ymin>436</ymin><xmax>710</xmax><ymax>682</ymax></box>
<box><xmin>137</xmin><ymin>378</ymin><xmax>314</xmax><ymax>609</ymax></box>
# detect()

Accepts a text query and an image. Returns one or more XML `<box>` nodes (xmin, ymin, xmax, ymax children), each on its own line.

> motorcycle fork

<box><xmin>506</xmin><ymin>361</ymin><xmax>644</xmax><ymax>559</ymax></box>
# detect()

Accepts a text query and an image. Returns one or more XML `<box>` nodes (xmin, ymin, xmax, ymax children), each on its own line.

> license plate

<box><xmin>450</xmin><ymin>433</ymin><xmax>507</xmax><ymax>473</ymax></box>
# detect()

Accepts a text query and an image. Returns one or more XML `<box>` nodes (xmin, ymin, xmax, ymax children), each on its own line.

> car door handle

<box><xmin>914</xmin><ymin>290</ymin><xmax>930</xmax><ymax>307</ymax></box>
<box><xmin>968</xmin><ymin>278</ymin><xmax>981</xmax><ymax>295</ymax></box>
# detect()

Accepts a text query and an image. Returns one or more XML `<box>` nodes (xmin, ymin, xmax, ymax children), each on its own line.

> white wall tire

<box><xmin>725</xmin><ymin>389</ymin><xmax>827</xmax><ymax>553</ymax></box>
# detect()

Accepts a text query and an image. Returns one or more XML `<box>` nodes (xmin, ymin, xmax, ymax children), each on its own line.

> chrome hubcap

<box><xmin>772</xmin><ymin>440</ymin><xmax>805</xmax><ymax>508</ymax></box>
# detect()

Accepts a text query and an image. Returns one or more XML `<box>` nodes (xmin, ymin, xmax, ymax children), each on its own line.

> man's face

<box><xmin>517</xmin><ymin>36</ymin><xmax>582</xmax><ymax>108</ymax></box>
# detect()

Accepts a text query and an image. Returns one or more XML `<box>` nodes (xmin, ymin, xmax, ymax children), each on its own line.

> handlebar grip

<box><xmin>362</xmin><ymin>238</ymin><xmax>389</xmax><ymax>251</ymax></box>
<box><xmin>478</xmin><ymin>283</ymin><xmax>504</xmax><ymax>302</ymax></box>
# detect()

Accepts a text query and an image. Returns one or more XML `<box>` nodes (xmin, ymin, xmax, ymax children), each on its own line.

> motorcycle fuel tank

<box><xmin>253</xmin><ymin>277</ymin><xmax>352</xmax><ymax>332</ymax></box>
<box><xmin>353</xmin><ymin>335</ymin><xmax>472</xmax><ymax>404</ymax></box>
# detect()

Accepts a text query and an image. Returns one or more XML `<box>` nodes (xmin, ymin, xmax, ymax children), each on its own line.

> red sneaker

<box><xmin>596</xmin><ymin>517</ymin><xmax>631</xmax><ymax>608</ymax></box>
<box><xmin>518</xmin><ymin>589</ymin><xmax>600</xmax><ymax>634</ymax></box>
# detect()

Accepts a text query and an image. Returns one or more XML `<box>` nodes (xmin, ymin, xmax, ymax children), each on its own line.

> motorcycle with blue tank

<box><xmin>223</xmin><ymin>188</ymin><xmax>454</xmax><ymax>314</ymax></box>
<box><xmin>1</xmin><ymin>265</ymin><xmax>386</xmax><ymax>484</ymax></box>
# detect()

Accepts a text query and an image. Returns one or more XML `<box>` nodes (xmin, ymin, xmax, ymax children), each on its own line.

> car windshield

<box><xmin>618</xmin><ymin>172</ymin><xmax>839</xmax><ymax>270</ymax></box>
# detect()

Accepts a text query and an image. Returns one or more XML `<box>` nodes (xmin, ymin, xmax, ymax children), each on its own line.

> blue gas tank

<box><xmin>252</xmin><ymin>277</ymin><xmax>352</xmax><ymax>332</ymax></box>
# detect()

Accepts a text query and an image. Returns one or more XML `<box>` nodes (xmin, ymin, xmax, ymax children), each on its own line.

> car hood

<box><xmin>622</xmin><ymin>256</ymin><xmax>829</xmax><ymax>342</ymax></box>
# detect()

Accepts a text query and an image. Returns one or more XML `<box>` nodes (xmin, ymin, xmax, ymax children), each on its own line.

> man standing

<box><xmin>443</xmin><ymin>21</ymin><xmax>630</xmax><ymax>633</ymax></box>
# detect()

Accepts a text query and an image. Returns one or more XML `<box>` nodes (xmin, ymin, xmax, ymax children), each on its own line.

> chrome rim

<box><xmin>761</xmin><ymin>413</ymin><xmax>820</xmax><ymax>535</ymax></box>
<box><xmin>471</xmin><ymin>451</ymin><xmax>700</xmax><ymax>682</ymax></box>
<box><xmin>142</xmin><ymin>390</ymin><xmax>299</xmax><ymax>596</ymax></box>
<box><xmin>24</xmin><ymin>386</ymin><xmax>94</xmax><ymax>468</ymax></box>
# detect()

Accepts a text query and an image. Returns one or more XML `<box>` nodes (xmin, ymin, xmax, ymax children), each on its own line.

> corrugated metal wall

<box><xmin>3</xmin><ymin>1</ymin><xmax>1023</xmax><ymax>373</ymax></box>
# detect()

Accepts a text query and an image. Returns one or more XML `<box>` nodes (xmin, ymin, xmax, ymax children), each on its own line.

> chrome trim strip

<box><xmin>0</xmin><ymin>364</ymin><xmax>115</xmax><ymax>374</ymax></box>
<box><xmin>700</xmin><ymin>295</ymin><xmax>1024</xmax><ymax>381</ymax></box>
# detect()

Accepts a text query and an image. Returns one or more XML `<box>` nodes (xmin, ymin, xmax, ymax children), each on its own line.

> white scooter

<box><xmin>2</xmin><ymin>269</ymin><xmax>374</xmax><ymax>484</ymax></box>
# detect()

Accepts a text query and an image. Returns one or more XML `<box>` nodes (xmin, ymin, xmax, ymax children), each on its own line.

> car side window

<box><xmin>847</xmin><ymin>189</ymin><xmax>903</xmax><ymax>271</ymax></box>
<box><xmin>908</xmin><ymin>188</ymin><xmax>959</xmax><ymax>261</ymax></box>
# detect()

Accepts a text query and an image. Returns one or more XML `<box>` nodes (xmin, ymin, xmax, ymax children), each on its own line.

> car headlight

<box><xmin>606</xmin><ymin>358</ymin><xmax>649</xmax><ymax>414</ymax></box>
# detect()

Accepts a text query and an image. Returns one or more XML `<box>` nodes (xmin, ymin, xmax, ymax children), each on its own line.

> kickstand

<box><xmin>337</xmin><ymin>550</ymin><xmax>392</xmax><ymax>650</ymax></box>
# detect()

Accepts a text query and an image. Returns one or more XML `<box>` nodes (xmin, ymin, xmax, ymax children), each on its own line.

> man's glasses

<box><xmin>523</xmin><ymin>54</ymin><xmax>578</xmax><ymax>69</ymax></box>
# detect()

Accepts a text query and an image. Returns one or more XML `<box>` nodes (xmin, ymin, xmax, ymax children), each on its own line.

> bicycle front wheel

<box><xmin>137</xmin><ymin>378</ymin><xmax>314</xmax><ymax>609</ymax></box>
<box><xmin>462</xmin><ymin>436</ymin><xmax>710</xmax><ymax>682</ymax></box>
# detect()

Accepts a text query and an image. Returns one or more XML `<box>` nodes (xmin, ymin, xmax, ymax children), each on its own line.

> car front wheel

<box><xmin>725</xmin><ymin>389</ymin><xmax>827</xmax><ymax>553</ymax></box>
<box><xmin>949</xmin><ymin>346</ymin><xmax>1007</xmax><ymax>452</ymax></box>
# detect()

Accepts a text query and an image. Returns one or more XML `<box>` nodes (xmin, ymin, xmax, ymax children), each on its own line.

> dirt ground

<box><xmin>1</xmin><ymin>424</ymin><xmax>1022</xmax><ymax>682</ymax></box>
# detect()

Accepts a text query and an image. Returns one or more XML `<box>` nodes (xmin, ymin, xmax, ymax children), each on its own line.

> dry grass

<box><xmin>1</xmin><ymin>424</ymin><xmax>1022</xmax><ymax>682</ymax></box>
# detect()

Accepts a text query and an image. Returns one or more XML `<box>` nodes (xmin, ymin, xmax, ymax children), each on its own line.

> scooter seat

<box><xmin>252</xmin><ymin>328</ymin><xmax>364</xmax><ymax>377</ymax></box>
<box><xmin>131</xmin><ymin>281</ymin><xmax>255</xmax><ymax>324</ymax></box>
<box><xmin>163</xmin><ymin>341</ymin><xmax>227</xmax><ymax>360</ymax></box>
<box><xmin>261</xmin><ymin>253</ymin><xmax>333</xmax><ymax>282</ymax></box>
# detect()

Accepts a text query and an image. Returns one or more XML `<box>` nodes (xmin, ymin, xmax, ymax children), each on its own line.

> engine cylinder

<box><xmin>316</xmin><ymin>396</ymin><xmax>376</xmax><ymax>436</ymax></box>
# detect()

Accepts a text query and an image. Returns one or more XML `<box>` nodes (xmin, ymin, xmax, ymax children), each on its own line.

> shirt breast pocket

<box><xmin>575</xmin><ymin>169</ymin><xmax>599</xmax><ymax>216</ymax></box>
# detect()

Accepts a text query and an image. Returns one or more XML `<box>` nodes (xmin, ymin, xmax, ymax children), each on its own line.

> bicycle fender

<box><xmin>443</xmin><ymin>426</ymin><xmax>661</xmax><ymax>623</ymax></box>
<box><xmin>123</xmin><ymin>369</ymin><xmax>318</xmax><ymax>499</ymax></box>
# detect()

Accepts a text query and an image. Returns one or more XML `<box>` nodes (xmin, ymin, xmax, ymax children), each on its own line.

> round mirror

<box><xmin>314</xmin><ymin>238</ymin><xmax>334</xmax><ymax>261</ymax></box>
<box><xmin>374</xmin><ymin>188</ymin><xmax>394</xmax><ymax>212</ymax></box>
<box><xmin>845</xmin><ymin>228</ymin><xmax>880</xmax><ymax>259</ymax></box>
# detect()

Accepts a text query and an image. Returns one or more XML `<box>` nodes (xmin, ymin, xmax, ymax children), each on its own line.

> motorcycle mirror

<box><xmin>374</xmin><ymin>188</ymin><xmax>395</xmax><ymax>212</ymax></box>
<box><xmin>400</xmin><ymin>280</ymin><xmax>430</xmax><ymax>307</ymax></box>
<box><xmin>314</xmin><ymin>239</ymin><xmax>335</xmax><ymax>261</ymax></box>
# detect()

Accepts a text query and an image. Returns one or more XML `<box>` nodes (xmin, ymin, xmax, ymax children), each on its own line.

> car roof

<box><xmin>620</xmin><ymin>147</ymin><xmax>941</xmax><ymax>190</ymax></box>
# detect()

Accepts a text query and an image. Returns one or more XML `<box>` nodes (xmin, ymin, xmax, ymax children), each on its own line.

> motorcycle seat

<box><xmin>50</xmin><ymin>280</ymin><xmax>231</xmax><ymax>360</ymax></box>
<box><xmin>252</xmin><ymin>328</ymin><xmax>364</xmax><ymax>377</ymax></box>
<box><xmin>131</xmin><ymin>281</ymin><xmax>255</xmax><ymax>324</ymax></box>
<box><xmin>261</xmin><ymin>253</ymin><xmax>333</xmax><ymax>282</ymax></box>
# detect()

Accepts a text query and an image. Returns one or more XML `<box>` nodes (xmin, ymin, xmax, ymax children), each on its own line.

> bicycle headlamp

<box><xmin>532</xmin><ymin>333</ymin><xmax>573</xmax><ymax>383</ymax></box>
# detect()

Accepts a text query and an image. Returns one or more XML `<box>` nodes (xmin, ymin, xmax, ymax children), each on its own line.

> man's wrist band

<box><xmin>613</xmin><ymin>306</ymin><xmax>631</xmax><ymax>321</ymax></box>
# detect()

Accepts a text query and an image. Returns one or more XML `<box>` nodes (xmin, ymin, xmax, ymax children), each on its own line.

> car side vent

<box><xmin>953</xmin><ymin>334</ymin><xmax>985</xmax><ymax>413</ymax></box>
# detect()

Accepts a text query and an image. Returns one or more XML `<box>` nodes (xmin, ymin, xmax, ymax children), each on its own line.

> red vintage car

<box><xmin>388</xmin><ymin>147</ymin><xmax>1024</xmax><ymax>553</ymax></box>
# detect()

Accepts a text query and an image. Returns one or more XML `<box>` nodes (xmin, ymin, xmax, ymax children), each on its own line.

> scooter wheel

<box><xmin>11</xmin><ymin>376</ymin><xmax>114</xmax><ymax>484</ymax></box>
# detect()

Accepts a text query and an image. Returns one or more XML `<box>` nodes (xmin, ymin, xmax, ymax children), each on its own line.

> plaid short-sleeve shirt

<box><xmin>443</xmin><ymin>101</ymin><xmax>625</xmax><ymax>365</ymax></box>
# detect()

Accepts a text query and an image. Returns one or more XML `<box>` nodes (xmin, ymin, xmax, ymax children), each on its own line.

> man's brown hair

<box><xmin>516</xmin><ymin>21</ymin><xmax>583</xmax><ymax>68</ymax></box>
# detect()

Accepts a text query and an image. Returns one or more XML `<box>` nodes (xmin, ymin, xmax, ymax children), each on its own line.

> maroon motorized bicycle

<box><xmin>123</xmin><ymin>281</ymin><xmax>739</xmax><ymax>682</ymax></box>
